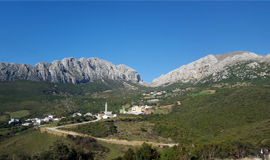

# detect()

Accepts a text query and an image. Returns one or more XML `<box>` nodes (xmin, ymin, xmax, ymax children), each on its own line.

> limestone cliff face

<box><xmin>0</xmin><ymin>57</ymin><xmax>143</xmax><ymax>84</ymax></box>
<box><xmin>152</xmin><ymin>51</ymin><xmax>270</xmax><ymax>86</ymax></box>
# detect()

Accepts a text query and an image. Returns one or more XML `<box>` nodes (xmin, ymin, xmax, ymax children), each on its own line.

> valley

<box><xmin>0</xmin><ymin>52</ymin><xmax>270</xmax><ymax>159</ymax></box>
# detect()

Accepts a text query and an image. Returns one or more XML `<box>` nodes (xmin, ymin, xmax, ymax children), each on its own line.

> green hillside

<box><xmin>149</xmin><ymin>86</ymin><xmax>270</xmax><ymax>142</ymax></box>
<box><xmin>145</xmin><ymin>86</ymin><xmax>270</xmax><ymax>158</ymax></box>
<box><xmin>0</xmin><ymin>80</ymin><xmax>143</xmax><ymax>118</ymax></box>
<box><xmin>1</xmin><ymin>79</ymin><xmax>270</xmax><ymax>159</ymax></box>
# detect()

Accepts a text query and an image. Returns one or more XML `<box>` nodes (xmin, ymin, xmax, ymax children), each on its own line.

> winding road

<box><xmin>41</xmin><ymin>118</ymin><xmax>178</xmax><ymax>147</ymax></box>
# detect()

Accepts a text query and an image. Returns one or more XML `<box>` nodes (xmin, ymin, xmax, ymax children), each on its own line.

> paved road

<box><xmin>43</xmin><ymin>118</ymin><xmax>178</xmax><ymax>147</ymax></box>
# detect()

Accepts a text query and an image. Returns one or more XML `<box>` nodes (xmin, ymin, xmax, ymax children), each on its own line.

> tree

<box><xmin>135</xmin><ymin>143</ymin><xmax>160</xmax><ymax>160</ymax></box>
<box><xmin>37</xmin><ymin>140</ymin><xmax>94</xmax><ymax>160</ymax></box>
<box><xmin>122</xmin><ymin>148</ymin><xmax>136</xmax><ymax>160</ymax></box>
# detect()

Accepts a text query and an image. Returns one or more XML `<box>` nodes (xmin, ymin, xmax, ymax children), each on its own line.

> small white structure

<box><xmin>22</xmin><ymin>123</ymin><xmax>31</xmax><ymax>126</ymax></box>
<box><xmin>53</xmin><ymin>118</ymin><xmax>61</xmax><ymax>121</ymax></box>
<box><xmin>33</xmin><ymin>118</ymin><xmax>42</xmax><ymax>126</ymax></box>
<box><xmin>25</xmin><ymin>119</ymin><xmax>32</xmax><ymax>122</ymax></box>
<box><xmin>43</xmin><ymin>117</ymin><xmax>51</xmax><ymax>122</ymax></box>
<box><xmin>8</xmin><ymin>118</ymin><xmax>19</xmax><ymax>124</ymax></box>
<box><xmin>48</xmin><ymin>115</ymin><xmax>54</xmax><ymax>119</ymax></box>
<box><xmin>144</xmin><ymin>105</ymin><xmax>153</xmax><ymax>109</ymax></box>
<box><xmin>156</xmin><ymin>92</ymin><xmax>163</xmax><ymax>95</ymax></box>
<box><xmin>84</xmin><ymin>113</ymin><xmax>93</xmax><ymax>117</ymax></box>
<box><xmin>72</xmin><ymin>113</ymin><xmax>82</xmax><ymax>117</ymax></box>
<box><xmin>131</xmin><ymin>106</ymin><xmax>137</xmax><ymax>112</ymax></box>
<box><xmin>103</xmin><ymin>115</ymin><xmax>108</xmax><ymax>119</ymax></box>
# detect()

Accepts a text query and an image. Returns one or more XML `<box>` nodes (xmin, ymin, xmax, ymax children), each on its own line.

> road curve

<box><xmin>41</xmin><ymin>118</ymin><xmax>178</xmax><ymax>147</ymax></box>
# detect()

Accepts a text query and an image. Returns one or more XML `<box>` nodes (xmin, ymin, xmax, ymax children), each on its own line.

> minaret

<box><xmin>105</xmin><ymin>102</ymin><xmax>107</xmax><ymax>114</ymax></box>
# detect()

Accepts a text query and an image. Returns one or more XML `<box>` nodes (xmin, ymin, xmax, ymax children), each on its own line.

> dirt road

<box><xmin>41</xmin><ymin>118</ymin><xmax>178</xmax><ymax>147</ymax></box>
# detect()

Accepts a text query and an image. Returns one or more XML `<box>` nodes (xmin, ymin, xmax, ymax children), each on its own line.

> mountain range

<box><xmin>0</xmin><ymin>57</ymin><xmax>142</xmax><ymax>84</ymax></box>
<box><xmin>1</xmin><ymin>51</ymin><xmax>270</xmax><ymax>86</ymax></box>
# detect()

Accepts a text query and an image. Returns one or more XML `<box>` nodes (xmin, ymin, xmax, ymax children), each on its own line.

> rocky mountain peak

<box><xmin>151</xmin><ymin>51</ymin><xmax>270</xmax><ymax>86</ymax></box>
<box><xmin>215</xmin><ymin>51</ymin><xmax>249</xmax><ymax>61</ymax></box>
<box><xmin>0</xmin><ymin>57</ymin><xmax>143</xmax><ymax>84</ymax></box>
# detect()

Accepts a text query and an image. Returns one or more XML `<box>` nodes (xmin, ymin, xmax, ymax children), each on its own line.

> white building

<box><xmin>84</xmin><ymin>113</ymin><xmax>93</xmax><ymax>117</ymax></box>
<box><xmin>53</xmin><ymin>118</ymin><xmax>61</xmax><ymax>121</ymax></box>
<box><xmin>48</xmin><ymin>115</ymin><xmax>54</xmax><ymax>119</ymax></box>
<box><xmin>8</xmin><ymin>118</ymin><xmax>19</xmax><ymax>124</ymax></box>
<box><xmin>72</xmin><ymin>113</ymin><xmax>82</xmax><ymax>117</ymax></box>
<box><xmin>22</xmin><ymin>123</ymin><xmax>31</xmax><ymax>126</ymax></box>
<box><xmin>98</xmin><ymin>102</ymin><xmax>117</xmax><ymax>119</ymax></box>
<box><xmin>144</xmin><ymin>105</ymin><xmax>153</xmax><ymax>109</ymax></box>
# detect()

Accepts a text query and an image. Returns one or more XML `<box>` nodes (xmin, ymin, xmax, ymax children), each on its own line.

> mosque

<box><xmin>97</xmin><ymin>102</ymin><xmax>117</xmax><ymax>119</ymax></box>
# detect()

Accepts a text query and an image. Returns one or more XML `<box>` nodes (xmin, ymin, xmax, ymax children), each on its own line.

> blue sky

<box><xmin>0</xmin><ymin>1</ymin><xmax>270</xmax><ymax>82</ymax></box>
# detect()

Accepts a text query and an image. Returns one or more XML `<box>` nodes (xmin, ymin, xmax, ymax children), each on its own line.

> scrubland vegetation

<box><xmin>0</xmin><ymin>79</ymin><xmax>270</xmax><ymax>159</ymax></box>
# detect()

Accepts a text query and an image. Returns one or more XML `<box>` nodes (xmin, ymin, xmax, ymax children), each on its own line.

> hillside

<box><xmin>0</xmin><ymin>79</ymin><xmax>144</xmax><ymax>118</ymax></box>
<box><xmin>148</xmin><ymin>86</ymin><xmax>270</xmax><ymax>146</ymax></box>
<box><xmin>1</xmin><ymin>51</ymin><xmax>270</xmax><ymax>159</ymax></box>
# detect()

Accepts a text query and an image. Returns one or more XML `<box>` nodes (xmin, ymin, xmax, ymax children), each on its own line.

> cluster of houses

<box><xmin>142</xmin><ymin>91</ymin><xmax>167</xmax><ymax>103</ymax></box>
<box><xmin>119</xmin><ymin>105</ymin><xmax>153</xmax><ymax>115</ymax></box>
<box><xmin>72</xmin><ymin>112</ymin><xmax>94</xmax><ymax>117</ymax></box>
<box><xmin>8</xmin><ymin>112</ymin><xmax>96</xmax><ymax>127</ymax></box>
<box><xmin>7</xmin><ymin>103</ymin><xmax>119</xmax><ymax>126</ymax></box>
<box><xmin>7</xmin><ymin>115</ymin><xmax>60</xmax><ymax>126</ymax></box>
<box><xmin>142</xmin><ymin>91</ymin><xmax>166</xmax><ymax>96</ymax></box>
<box><xmin>22</xmin><ymin>115</ymin><xmax>62</xmax><ymax>126</ymax></box>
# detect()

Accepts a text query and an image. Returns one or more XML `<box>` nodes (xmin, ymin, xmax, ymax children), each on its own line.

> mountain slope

<box><xmin>0</xmin><ymin>79</ymin><xmax>143</xmax><ymax>117</ymax></box>
<box><xmin>152</xmin><ymin>51</ymin><xmax>270</xmax><ymax>86</ymax></box>
<box><xmin>0</xmin><ymin>57</ymin><xmax>143</xmax><ymax>84</ymax></box>
<box><xmin>149</xmin><ymin>86</ymin><xmax>270</xmax><ymax>144</ymax></box>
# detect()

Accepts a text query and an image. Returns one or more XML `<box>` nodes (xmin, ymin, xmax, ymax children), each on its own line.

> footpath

<box><xmin>40</xmin><ymin>118</ymin><xmax>178</xmax><ymax>148</ymax></box>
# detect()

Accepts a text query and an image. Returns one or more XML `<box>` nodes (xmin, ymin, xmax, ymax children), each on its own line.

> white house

<box><xmin>53</xmin><ymin>118</ymin><xmax>61</xmax><ymax>121</ymax></box>
<box><xmin>144</xmin><ymin>105</ymin><xmax>153</xmax><ymax>109</ymax></box>
<box><xmin>150</xmin><ymin>99</ymin><xmax>159</xmax><ymax>102</ymax></box>
<box><xmin>72</xmin><ymin>113</ymin><xmax>82</xmax><ymax>117</ymax></box>
<box><xmin>8</xmin><ymin>118</ymin><xmax>19</xmax><ymax>124</ymax></box>
<box><xmin>22</xmin><ymin>123</ymin><xmax>31</xmax><ymax>126</ymax></box>
<box><xmin>33</xmin><ymin>118</ymin><xmax>42</xmax><ymax>126</ymax></box>
<box><xmin>84</xmin><ymin>113</ymin><xmax>93</xmax><ymax>117</ymax></box>
<box><xmin>43</xmin><ymin>117</ymin><xmax>51</xmax><ymax>123</ymax></box>
<box><xmin>48</xmin><ymin>115</ymin><xmax>54</xmax><ymax>119</ymax></box>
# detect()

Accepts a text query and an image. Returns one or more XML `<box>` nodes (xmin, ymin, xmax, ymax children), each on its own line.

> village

<box><xmin>8</xmin><ymin>112</ymin><xmax>93</xmax><ymax>127</ymax></box>
<box><xmin>119</xmin><ymin>105</ymin><xmax>153</xmax><ymax>115</ymax></box>
<box><xmin>7</xmin><ymin>102</ymin><xmax>155</xmax><ymax>127</ymax></box>
<box><xmin>6</xmin><ymin>88</ymin><xmax>191</xmax><ymax>127</ymax></box>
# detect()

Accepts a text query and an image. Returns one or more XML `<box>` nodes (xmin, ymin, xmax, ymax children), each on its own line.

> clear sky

<box><xmin>0</xmin><ymin>1</ymin><xmax>270</xmax><ymax>83</ymax></box>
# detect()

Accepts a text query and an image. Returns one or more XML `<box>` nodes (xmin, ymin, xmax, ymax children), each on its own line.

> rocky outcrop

<box><xmin>152</xmin><ymin>51</ymin><xmax>270</xmax><ymax>86</ymax></box>
<box><xmin>0</xmin><ymin>57</ymin><xmax>143</xmax><ymax>84</ymax></box>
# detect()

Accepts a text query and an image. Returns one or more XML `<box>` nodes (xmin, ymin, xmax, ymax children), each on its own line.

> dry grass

<box><xmin>107</xmin><ymin>121</ymin><xmax>174</xmax><ymax>144</ymax></box>
<box><xmin>5</xmin><ymin>110</ymin><xmax>30</xmax><ymax>118</ymax></box>
<box><xmin>98</xmin><ymin>141</ymin><xmax>134</xmax><ymax>160</ymax></box>
<box><xmin>0</xmin><ymin>115</ymin><xmax>9</xmax><ymax>122</ymax></box>
<box><xmin>201</xmin><ymin>90</ymin><xmax>216</xmax><ymax>94</ymax></box>
<box><xmin>0</xmin><ymin>130</ymin><xmax>61</xmax><ymax>156</ymax></box>
<box><xmin>159</xmin><ymin>104</ymin><xmax>173</xmax><ymax>109</ymax></box>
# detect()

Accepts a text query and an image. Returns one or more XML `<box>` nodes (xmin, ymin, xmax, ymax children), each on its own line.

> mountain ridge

<box><xmin>0</xmin><ymin>57</ymin><xmax>143</xmax><ymax>84</ymax></box>
<box><xmin>1</xmin><ymin>51</ymin><xmax>270</xmax><ymax>86</ymax></box>
<box><xmin>151</xmin><ymin>51</ymin><xmax>270</xmax><ymax>86</ymax></box>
